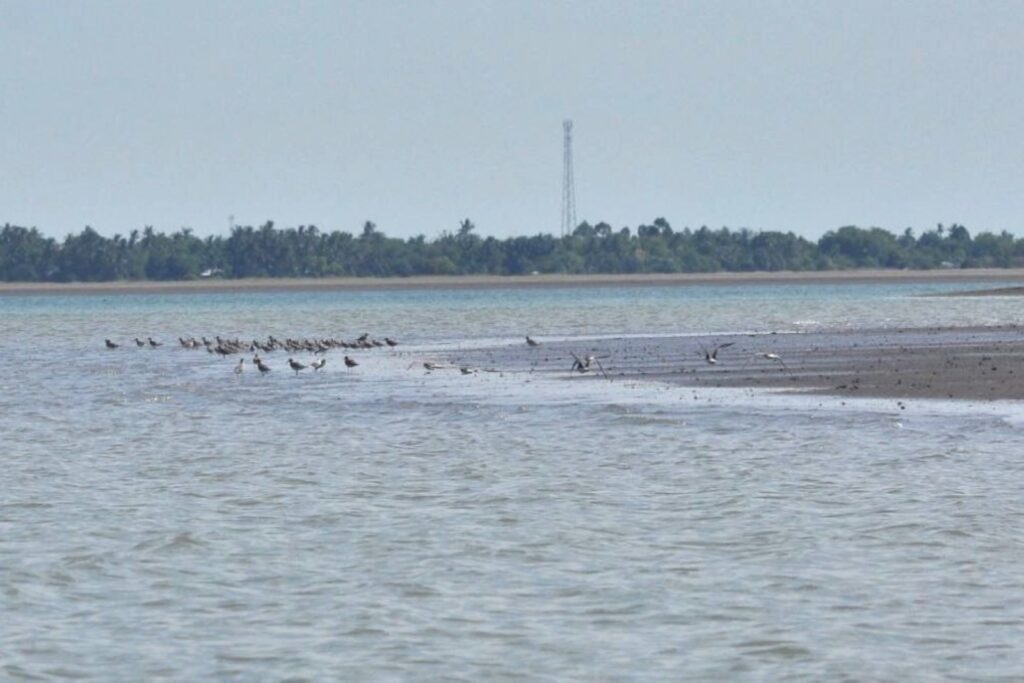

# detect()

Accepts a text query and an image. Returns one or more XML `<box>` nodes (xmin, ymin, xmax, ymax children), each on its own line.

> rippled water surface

<box><xmin>3</xmin><ymin>281</ymin><xmax>1024</xmax><ymax>679</ymax></box>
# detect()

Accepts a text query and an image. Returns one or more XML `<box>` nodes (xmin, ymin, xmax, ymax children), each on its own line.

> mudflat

<box><xmin>4</xmin><ymin>268</ymin><xmax>1024</xmax><ymax>296</ymax></box>
<box><xmin>441</xmin><ymin>326</ymin><xmax>1024</xmax><ymax>401</ymax></box>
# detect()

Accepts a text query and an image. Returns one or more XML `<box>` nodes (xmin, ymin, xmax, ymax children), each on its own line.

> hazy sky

<box><xmin>3</xmin><ymin>1</ymin><xmax>1023</xmax><ymax>241</ymax></box>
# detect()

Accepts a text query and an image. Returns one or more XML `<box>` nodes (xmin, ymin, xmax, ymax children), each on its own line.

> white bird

<box><xmin>311</xmin><ymin>358</ymin><xmax>326</xmax><ymax>371</ymax></box>
<box><xmin>740</xmin><ymin>351</ymin><xmax>791</xmax><ymax>374</ymax></box>
<box><xmin>758</xmin><ymin>352</ymin><xmax>790</xmax><ymax>372</ymax></box>
<box><xmin>234</xmin><ymin>358</ymin><xmax>245</xmax><ymax>374</ymax></box>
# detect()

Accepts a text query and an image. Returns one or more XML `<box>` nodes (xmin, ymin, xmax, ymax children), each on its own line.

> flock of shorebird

<box><xmin>105</xmin><ymin>333</ymin><xmax>397</xmax><ymax>354</ymax></box>
<box><xmin>103</xmin><ymin>332</ymin><xmax>790</xmax><ymax>379</ymax></box>
<box><xmin>103</xmin><ymin>333</ymin><xmax>397</xmax><ymax>375</ymax></box>
<box><xmin>540</xmin><ymin>336</ymin><xmax>790</xmax><ymax>378</ymax></box>
<box><xmin>695</xmin><ymin>341</ymin><xmax>789</xmax><ymax>370</ymax></box>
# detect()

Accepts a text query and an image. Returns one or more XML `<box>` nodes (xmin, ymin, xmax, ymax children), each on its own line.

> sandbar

<box><xmin>5</xmin><ymin>268</ymin><xmax>1024</xmax><ymax>296</ymax></box>
<box><xmin>441</xmin><ymin>326</ymin><xmax>1024</xmax><ymax>401</ymax></box>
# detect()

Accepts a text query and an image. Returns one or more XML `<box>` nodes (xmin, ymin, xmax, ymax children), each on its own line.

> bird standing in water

<box><xmin>234</xmin><ymin>358</ymin><xmax>245</xmax><ymax>374</ymax></box>
<box><xmin>526</xmin><ymin>335</ymin><xmax>540</xmax><ymax>347</ymax></box>
<box><xmin>288</xmin><ymin>358</ymin><xmax>307</xmax><ymax>375</ymax></box>
<box><xmin>311</xmin><ymin>358</ymin><xmax>326</xmax><ymax>372</ymax></box>
<box><xmin>105</xmin><ymin>339</ymin><xmax>119</xmax><ymax>349</ymax></box>
<box><xmin>344</xmin><ymin>356</ymin><xmax>358</xmax><ymax>369</ymax></box>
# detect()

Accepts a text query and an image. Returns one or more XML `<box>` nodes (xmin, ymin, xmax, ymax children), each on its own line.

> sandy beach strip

<box><xmin>929</xmin><ymin>285</ymin><xmax>1024</xmax><ymax>297</ymax></box>
<box><xmin>5</xmin><ymin>268</ymin><xmax>1024</xmax><ymax>296</ymax></box>
<box><xmin>440</xmin><ymin>326</ymin><xmax>1024</xmax><ymax>401</ymax></box>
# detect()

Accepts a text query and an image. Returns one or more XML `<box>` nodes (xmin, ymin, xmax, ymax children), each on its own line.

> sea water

<box><xmin>2</xmin><ymin>281</ymin><xmax>1024</xmax><ymax>679</ymax></box>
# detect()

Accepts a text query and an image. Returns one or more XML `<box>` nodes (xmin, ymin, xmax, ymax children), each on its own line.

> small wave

<box><xmin>132</xmin><ymin>531</ymin><xmax>206</xmax><ymax>553</ymax></box>
<box><xmin>736</xmin><ymin>640</ymin><xmax>813</xmax><ymax>659</ymax></box>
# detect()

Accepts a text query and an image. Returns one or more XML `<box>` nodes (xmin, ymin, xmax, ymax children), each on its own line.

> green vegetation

<box><xmin>0</xmin><ymin>219</ymin><xmax>1020</xmax><ymax>282</ymax></box>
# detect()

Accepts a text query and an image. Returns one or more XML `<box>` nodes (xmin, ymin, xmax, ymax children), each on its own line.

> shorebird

<box><xmin>105</xmin><ymin>339</ymin><xmax>119</xmax><ymax>349</ymax></box>
<box><xmin>739</xmin><ymin>351</ymin><xmax>791</xmax><ymax>374</ymax></box>
<box><xmin>526</xmin><ymin>335</ymin><xmax>540</xmax><ymax>347</ymax></box>
<box><xmin>571</xmin><ymin>353</ymin><xmax>594</xmax><ymax>373</ymax></box>
<box><xmin>148</xmin><ymin>337</ymin><xmax>162</xmax><ymax>348</ymax></box>
<box><xmin>288</xmin><ymin>358</ymin><xmax>307</xmax><ymax>375</ymax></box>
<box><xmin>311</xmin><ymin>358</ymin><xmax>326</xmax><ymax>372</ymax></box>
<box><xmin>460</xmin><ymin>366</ymin><xmax>477</xmax><ymax>375</ymax></box>
<box><xmin>134</xmin><ymin>338</ymin><xmax>146</xmax><ymax>347</ymax></box>
<box><xmin>700</xmin><ymin>342</ymin><xmax>734</xmax><ymax>365</ymax></box>
<box><xmin>758</xmin><ymin>352</ymin><xmax>790</xmax><ymax>372</ymax></box>
<box><xmin>344</xmin><ymin>356</ymin><xmax>358</xmax><ymax>369</ymax></box>
<box><xmin>234</xmin><ymin>358</ymin><xmax>245</xmax><ymax>374</ymax></box>
<box><xmin>570</xmin><ymin>351</ymin><xmax>609</xmax><ymax>379</ymax></box>
<box><xmin>385</xmin><ymin>337</ymin><xmax>399</xmax><ymax>347</ymax></box>
<box><xmin>255</xmin><ymin>358</ymin><xmax>272</xmax><ymax>375</ymax></box>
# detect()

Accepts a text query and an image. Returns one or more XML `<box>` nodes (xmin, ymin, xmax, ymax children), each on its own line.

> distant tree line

<box><xmin>0</xmin><ymin>219</ymin><xmax>1021</xmax><ymax>282</ymax></box>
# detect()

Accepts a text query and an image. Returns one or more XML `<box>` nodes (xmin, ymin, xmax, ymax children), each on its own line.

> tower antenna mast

<box><xmin>561</xmin><ymin>119</ymin><xmax>577</xmax><ymax>237</ymax></box>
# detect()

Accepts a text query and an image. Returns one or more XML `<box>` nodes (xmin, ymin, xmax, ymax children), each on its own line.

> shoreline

<box><xmin>5</xmin><ymin>268</ymin><xmax>1024</xmax><ymax>296</ymax></box>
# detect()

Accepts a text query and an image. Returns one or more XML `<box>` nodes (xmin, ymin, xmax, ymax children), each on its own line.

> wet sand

<box><xmin>931</xmin><ymin>285</ymin><xmax>1024</xmax><ymax>297</ymax></box>
<box><xmin>440</xmin><ymin>326</ymin><xmax>1024</xmax><ymax>401</ymax></box>
<box><xmin>5</xmin><ymin>268</ymin><xmax>1024</xmax><ymax>296</ymax></box>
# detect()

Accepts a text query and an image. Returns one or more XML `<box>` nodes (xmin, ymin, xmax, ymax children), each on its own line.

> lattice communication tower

<box><xmin>561</xmin><ymin>119</ymin><xmax>577</xmax><ymax>237</ymax></box>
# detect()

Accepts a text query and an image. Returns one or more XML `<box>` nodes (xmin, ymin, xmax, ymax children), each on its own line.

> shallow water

<box><xmin>3</xmin><ymin>281</ymin><xmax>1024</xmax><ymax>678</ymax></box>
